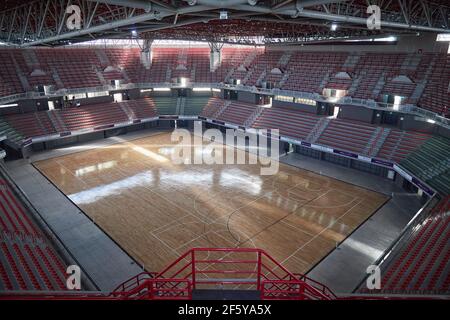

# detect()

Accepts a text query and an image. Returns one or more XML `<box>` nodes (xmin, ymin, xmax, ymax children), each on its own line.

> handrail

<box><xmin>110</xmin><ymin>247</ymin><xmax>337</xmax><ymax>300</ymax></box>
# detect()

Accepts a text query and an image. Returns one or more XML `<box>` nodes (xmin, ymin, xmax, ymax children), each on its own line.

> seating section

<box><xmin>59</xmin><ymin>102</ymin><xmax>129</xmax><ymax>131</ymax></box>
<box><xmin>200</xmin><ymin>97</ymin><xmax>227</xmax><ymax>118</ymax></box>
<box><xmin>376</xmin><ymin>130</ymin><xmax>431</xmax><ymax>162</ymax></box>
<box><xmin>281</xmin><ymin>52</ymin><xmax>348</xmax><ymax>93</ymax></box>
<box><xmin>153</xmin><ymin>97</ymin><xmax>178</xmax><ymax>115</ymax></box>
<box><xmin>4</xmin><ymin>112</ymin><xmax>56</xmax><ymax>139</ymax></box>
<box><xmin>182</xmin><ymin>97</ymin><xmax>210</xmax><ymax>116</ymax></box>
<box><xmin>374</xmin><ymin>197</ymin><xmax>450</xmax><ymax>294</ymax></box>
<box><xmin>418</xmin><ymin>54</ymin><xmax>450</xmax><ymax>116</ymax></box>
<box><xmin>119</xmin><ymin>98</ymin><xmax>158</xmax><ymax>120</ymax></box>
<box><xmin>401</xmin><ymin>136</ymin><xmax>450</xmax><ymax>195</ymax></box>
<box><xmin>0</xmin><ymin>47</ymin><xmax>447</xmax><ymax>117</ymax></box>
<box><xmin>0</xmin><ymin>175</ymin><xmax>69</xmax><ymax>291</ymax></box>
<box><xmin>317</xmin><ymin>119</ymin><xmax>377</xmax><ymax>154</ymax></box>
<box><xmin>216</xmin><ymin>101</ymin><xmax>259</xmax><ymax>126</ymax></box>
<box><xmin>252</xmin><ymin>105</ymin><xmax>321</xmax><ymax>141</ymax></box>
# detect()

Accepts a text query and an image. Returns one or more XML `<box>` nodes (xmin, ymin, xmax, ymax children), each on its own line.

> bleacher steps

<box><xmin>278</xmin><ymin>52</ymin><xmax>292</xmax><ymax>67</ymax></box>
<box><xmin>278</xmin><ymin>71</ymin><xmax>290</xmax><ymax>88</ymax></box>
<box><xmin>93</xmin><ymin>66</ymin><xmax>107</xmax><ymax>86</ymax></box>
<box><xmin>224</xmin><ymin>67</ymin><xmax>235</xmax><ymax>83</ymax></box>
<box><xmin>244</xmin><ymin>106</ymin><xmax>264</xmax><ymax>127</ymax></box>
<box><xmin>401</xmin><ymin>53</ymin><xmax>422</xmax><ymax>72</ymax></box>
<box><xmin>372</xmin><ymin>73</ymin><xmax>386</xmax><ymax>99</ymax></box>
<box><xmin>47</xmin><ymin>111</ymin><xmax>68</xmax><ymax>132</ymax></box>
<box><xmin>343</xmin><ymin>52</ymin><xmax>361</xmax><ymax>69</ymax></box>
<box><xmin>319</xmin><ymin>71</ymin><xmax>331</xmax><ymax>91</ymax></box>
<box><xmin>9</xmin><ymin>53</ymin><xmax>31</xmax><ymax>92</ymax></box>
<box><xmin>365</xmin><ymin>127</ymin><xmax>391</xmax><ymax>157</ymax></box>
<box><xmin>50</xmin><ymin>67</ymin><xmax>65</xmax><ymax>89</ymax></box>
<box><xmin>165</xmin><ymin>66</ymin><xmax>172</xmax><ymax>82</ymax></box>
<box><xmin>22</xmin><ymin>50</ymin><xmax>40</xmax><ymax>69</ymax></box>
<box><xmin>119</xmin><ymin>102</ymin><xmax>136</xmax><ymax>121</ymax></box>
<box><xmin>95</xmin><ymin>49</ymin><xmax>111</xmax><ymax>67</ymax></box>
<box><xmin>212</xmin><ymin>100</ymin><xmax>231</xmax><ymax>119</ymax></box>
<box><xmin>256</xmin><ymin>69</ymin><xmax>267</xmax><ymax>86</ymax></box>
<box><xmin>306</xmin><ymin>117</ymin><xmax>330</xmax><ymax>143</ymax></box>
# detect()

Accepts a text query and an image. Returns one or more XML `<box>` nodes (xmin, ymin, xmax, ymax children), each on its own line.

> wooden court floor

<box><xmin>34</xmin><ymin>132</ymin><xmax>388</xmax><ymax>275</ymax></box>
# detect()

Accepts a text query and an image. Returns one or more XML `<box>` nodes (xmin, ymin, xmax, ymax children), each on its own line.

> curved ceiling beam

<box><xmin>85</xmin><ymin>0</ymin><xmax>153</xmax><ymax>12</ymax></box>
<box><xmin>20</xmin><ymin>4</ymin><xmax>214</xmax><ymax>47</ymax></box>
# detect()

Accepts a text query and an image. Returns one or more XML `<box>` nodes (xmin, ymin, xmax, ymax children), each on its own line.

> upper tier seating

<box><xmin>282</xmin><ymin>52</ymin><xmax>349</xmax><ymax>93</ymax></box>
<box><xmin>376</xmin><ymin>130</ymin><xmax>431</xmax><ymax>162</ymax></box>
<box><xmin>0</xmin><ymin>175</ymin><xmax>69</xmax><ymax>291</ymax></box>
<box><xmin>0</xmin><ymin>47</ymin><xmax>447</xmax><ymax>117</ymax></box>
<box><xmin>317</xmin><ymin>119</ymin><xmax>377</xmax><ymax>154</ymax></box>
<box><xmin>252</xmin><ymin>105</ymin><xmax>321</xmax><ymax>141</ymax></box>
<box><xmin>417</xmin><ymin>54</ymin><xmax>450</xmax><ymax>116</ymax></box>
<box><xmin>371</xmin><ymin>196</ymin><xmax>450</xmax><ymax>294</ymax></box>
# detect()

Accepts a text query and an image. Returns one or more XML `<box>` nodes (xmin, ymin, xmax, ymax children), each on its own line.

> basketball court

<box><xmin>33</xmin><ymin>132</ymin><xmax>388</xmax><ymax>275</ymax></box>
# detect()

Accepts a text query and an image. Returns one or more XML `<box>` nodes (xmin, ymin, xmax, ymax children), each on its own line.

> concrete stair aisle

<box><xmin>212</xmin><ymin>100</ymin><xmax>231</xmax><ymax>119</ymax></box>
<box><xmin>119</xmin><ymin>102</ymin><xmax>137</xmax><ymax>121</ymax></box>
<box><xmin>165</xmin><ymin>66</ymin><xmax>172</xmax><ymax>82</ymax></box>
<box><xmin>278</xmin><ymin>52</ymin><xmax>292</xmax><ymax>67</ymax></box>
<box><xmin>0</xmin><ymin>119</ymin><xmax>23</xmax><ymax>144</ymax></box>
<box><xmin>319</xmin><ymin>71</ymin><xmax>331</xmax><ymax>92</ymax></box>
<box><xmin>343</xmin><ymin>52</ymin><xmax>361</xmax><ymax>69</ymax></box>
<box><xmin>47</xmin><ymin>111</ymin><xmax>68</xmax><ymax>132</ymax></box>
<box><xmin>244</xmin><ymin>106</ymin><xmax>265</xmax><ymax>127</ymax></box>
<box><xmin>306</xmin><ymin>117</ymin><xmax>331</xmax><ymax>143</ymax></box>
<box><xmin>94</xmin><ymin>66</ymin><xmax>107</xmax><ymax>86</ymax></box>
<box><xmin>256</xmin><ymin>69</ymin><xmax>267</xmax><ymax>87</ymax></box>
<box><xmin>9</xmin><ymin>52</ymin><xmax>31</xmax><ymax>92</ymax></box>
<box><xmin>50</xmin><ymin>67</ymin><xmax>65</xmax><ymax>89</ymax></box>
<box><xmin>364</xmin><ymin>127</ymin><xmax>391</xmax><ymax>157</ymax></box>
<box><xmin>278</xmin><ymin>71</ymin><xmax>290</xmax><ymax>88</ymax></box>
<box><xmin>95</xmin><ymin>49</ymin><xmax>111</xmax><ymax>67</ymax></box>
<box><xmin>372</xmin><ymin>72</ymin><xmax>386</xmax><ymax>99</ymax></box>
<box><xmin>22</xmin><ymin>50</ymin><xmax>40</xmax><ymax>69</ymax></box>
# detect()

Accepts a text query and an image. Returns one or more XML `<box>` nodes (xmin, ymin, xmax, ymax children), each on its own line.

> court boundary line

<box><xmin>30</xmin><ymin>131</ymin><xmax>392</xmax><ymax>278</ymax></box>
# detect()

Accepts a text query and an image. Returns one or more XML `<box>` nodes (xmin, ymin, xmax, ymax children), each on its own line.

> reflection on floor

<box><xmin>34</xmin><ymin>132</ymin><xmax>388</xmax><ymax>275</ymax></box>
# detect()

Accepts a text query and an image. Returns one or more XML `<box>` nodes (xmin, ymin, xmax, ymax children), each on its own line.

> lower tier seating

<box><xmin>119</xmin><ymin>98</ymin><xmax>158</xmax><ymax>120</ymax></box>
<box><xmin>216</xmin><ymin>101</ymin><xmax>259</xmax><ymax>126</ymax></box>
<box><xmin>369</xmin><ymin>197</ymin><xmax>450</xmax><ymax>294</ymax></box>
<box><xmin>153</xmin><ymin>97</ymin><xmax>178</xmax><ymax>115</ymax></box>
<box><xmin>376</xmin><ymin>130</ymin><xmax>431</xmax><ymax>162</ymax></box>
<box><xmin>252</xmin><ymin>105</ymin><xmax>321</xmax><ymax>140</ymax></box>
<box><xmin>317</xmin><ymin>119</ymin><xmax>377</xmax><ymax>154</ymax></box>
<box><xmin>200</xmin><ymin>97</ymin><xmax>227</xmax><ymax>118</ymax></box>
<box><xmin>0</xmin><ymin>176</ymin><xmax>69</xmax><ymax>291</ymax></box>
<box><xmin>400</xmin><ymin>136</ymin><xmax>450</xmax><ymax>195</ymax></box>
<box><xmin>183</xmin><ymin>97</ymin><xmax>210</xmax><ymax>116</ymax></box>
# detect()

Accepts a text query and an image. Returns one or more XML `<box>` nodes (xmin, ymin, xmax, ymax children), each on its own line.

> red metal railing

<box><xmin>111</xmin><ymin>247</ymin><xmax>336</xmax><ymax>300</ymax></box>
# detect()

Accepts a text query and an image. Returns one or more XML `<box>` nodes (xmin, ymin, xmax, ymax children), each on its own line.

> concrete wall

<box><xmin>237</xmin><ymin>91</ymin><xmax>257</xmax><ymax>104</ymax></box>
<box><xmin>337</xmin><ymin>104</ymin><xmax>375</xmax><ymax>123</ymax></box>
<box><xmin>272</xmin><ymin>100</ymin><xmax>317</xmax><ymax>114</ymax></box>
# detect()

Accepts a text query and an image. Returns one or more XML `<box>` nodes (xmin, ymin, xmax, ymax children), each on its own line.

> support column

<box><xmin>209</xmin><ymin>42</ymin><xmax>223</xmax><ymax>72</ymax></box>
<box><xmin>140</xmin><ymin>39</ymin><xmax>153</xmax><ymax>69</ymax></box>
